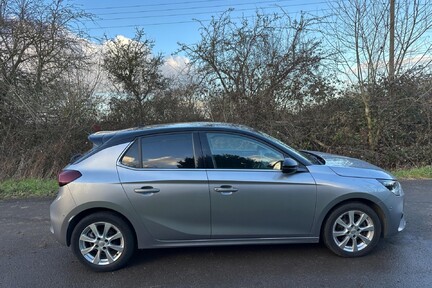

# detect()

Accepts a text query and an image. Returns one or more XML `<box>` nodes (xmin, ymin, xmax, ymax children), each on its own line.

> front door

<box><xmin>203</xmin><ymin>132</ymin><xmax>317</xmax><ymax>238</ymax></box>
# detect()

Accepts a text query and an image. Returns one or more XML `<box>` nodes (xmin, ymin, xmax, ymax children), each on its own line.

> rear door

<box><xmin>117</xmin><ymin>132</ymin><xmax>210</xmax><ymax>241</ymax></box>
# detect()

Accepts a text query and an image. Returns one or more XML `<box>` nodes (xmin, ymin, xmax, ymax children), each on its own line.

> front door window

<box><xmin>206</xmin><ymin>133</ymin><xmax>283</xmax><ymax>169</ymax></box>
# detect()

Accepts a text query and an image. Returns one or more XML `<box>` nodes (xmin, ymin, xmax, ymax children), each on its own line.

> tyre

<box><xmin>323</xmin><ymin>202</ymin><xmax>382</xmax><ymax>257</ymax></box>
<box><xmin>71</xmin><ymin>212</ymin><xmax>135</xmax><ymax>272</ymax></box>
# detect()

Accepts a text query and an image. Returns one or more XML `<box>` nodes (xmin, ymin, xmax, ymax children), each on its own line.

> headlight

<box><xmin>378</xmin><ymin>180</ymin><xmax>403</xmax><ymax>196</ymax></box>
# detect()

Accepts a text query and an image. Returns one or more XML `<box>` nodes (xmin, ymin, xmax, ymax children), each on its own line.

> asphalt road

<box><xmin>0</xmin><ymin>180</ymin><xmax>431</xmax><ymax>288</ymax></box>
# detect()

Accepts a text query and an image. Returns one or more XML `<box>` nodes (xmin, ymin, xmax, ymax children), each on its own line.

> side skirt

<box><xmin>139</xmin><ymin>237</ymin><xmax>319</xmax><ymax>249</ymax></box>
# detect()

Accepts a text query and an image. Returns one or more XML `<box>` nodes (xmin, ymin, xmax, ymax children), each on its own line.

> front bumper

<box><xmin>398</xmin><ymin>213</ymin><xmax>406</xmax><ymax>232</ymax></box>
<box><xmin>382</xmin><ymin>187</ymin><xmax>406</xmax><ymax>237</ymax></box>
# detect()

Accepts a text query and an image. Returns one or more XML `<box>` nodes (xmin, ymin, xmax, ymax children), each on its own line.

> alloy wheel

<box><xmin>332</xmin><ymin>210</ymin><xmax>375</xmax><ymax>253</ymax></box>
<box><xmin>78</xmin><ymin>222</ymin><xmax>125</xmax><ymax>266</ymax></box>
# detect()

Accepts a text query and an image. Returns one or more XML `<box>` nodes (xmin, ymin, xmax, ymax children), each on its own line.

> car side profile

<box><xmin>50</xmin><ymin>122</ymin><xmax>406</xmax><ymax>272</ymax></box>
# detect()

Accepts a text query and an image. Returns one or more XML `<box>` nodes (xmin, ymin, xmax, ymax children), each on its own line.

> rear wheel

<box><xmin>323</xmin><ymin>202</ymin><xmax>381</xmax><ymax>257</ymax></box>
<box><xmin>71</xmin><ymin>212</ymin><xmax>135</xmax><ymax>272</ymax></box>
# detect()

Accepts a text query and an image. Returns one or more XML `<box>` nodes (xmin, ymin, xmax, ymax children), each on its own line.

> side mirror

<box><xmin>282</xmin><ymin>158</ymin><xmax>298</xmax><ymax>174</ymax></box>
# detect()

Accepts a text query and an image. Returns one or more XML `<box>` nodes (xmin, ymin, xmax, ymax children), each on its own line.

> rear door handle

<box><xmin>214</xmin><ymin>185</ymin><xmax>238</xmax><ymax>195</ymax></box>
<box><xmin>134</xmin><ymin>186</ymin><xmax>160</xmax><ymax>195</ymax></box>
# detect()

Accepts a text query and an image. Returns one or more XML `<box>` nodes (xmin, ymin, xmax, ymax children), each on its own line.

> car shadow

<box><xmin>127</xmin><ymin>242</ymin><xmax>329</xmax><ymax>268</ymax></box>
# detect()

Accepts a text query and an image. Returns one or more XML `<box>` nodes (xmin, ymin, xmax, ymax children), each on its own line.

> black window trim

<box><xmin>137</xmin><ymin>136</ymin><xmax>142</xmax><ymax>168</ymax></box>
<box><xmin>193</xmin><ymin>131</ymin><xmax>206</xmax><ymax>169</ymax></box>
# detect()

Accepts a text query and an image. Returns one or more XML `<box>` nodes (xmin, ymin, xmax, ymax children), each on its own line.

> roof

<box><xmin>101</xmin><ymin>122</ymin><xmax>256</xmax><ymax>134</ymax></box>
<box><xmin>89</xmin><ymin>122</ymin><xmax>261</xmax><ymax>147</ymax></box>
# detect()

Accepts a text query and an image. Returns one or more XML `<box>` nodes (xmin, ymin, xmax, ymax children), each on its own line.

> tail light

<box><xmin>58</xmin><ymin>170</ymin><xmax>82</xmax><ymax>187</ymax></box>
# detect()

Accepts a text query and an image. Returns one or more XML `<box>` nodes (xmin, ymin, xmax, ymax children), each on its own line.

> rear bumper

<box><xmin>50</xmin><ymin>187</ymin><xmax>77</xmax><ymax>246</ymax></box>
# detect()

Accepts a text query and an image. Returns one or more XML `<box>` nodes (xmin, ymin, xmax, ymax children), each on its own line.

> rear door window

<box><xmin>141</xmin><ymin>133</ymin><xmax>195</xmax><ymax>169</ymax></box>
<box><xmin>121</xmin><ymin>133</ymin><xmax>195</xmax><ymax>169</ymax></box>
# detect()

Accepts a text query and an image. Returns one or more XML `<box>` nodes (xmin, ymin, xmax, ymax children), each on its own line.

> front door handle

<box><xmin>214</xmin><ymin>185</ymin><xmax>238</xmax><ymax>195</ymax></box>
<box><xmin>134</xmin><ymin>186</ymin><xmax>160</xmax><ymax>195</ymax></box>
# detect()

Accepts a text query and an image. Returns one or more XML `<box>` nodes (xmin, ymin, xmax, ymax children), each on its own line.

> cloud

<box><xmin>102</xmin><ymin>35</ymin><xmax>136</xmax><ymax>53</ymax></box>
<box><xmin>112</xmin><ymin>35</ymin><xmax>131</xmax><ymax>45</ymax></box>
<box><xmin>162</xmin><ymin>55</ymin><xmax>191</xmax><ymax>78</ymax></box>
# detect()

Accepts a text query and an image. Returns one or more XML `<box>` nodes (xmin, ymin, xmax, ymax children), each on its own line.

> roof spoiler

<box><xmin>88</xmin><ymin>131</ymin><xmax>117</xmax><ymax>148</ymax></box>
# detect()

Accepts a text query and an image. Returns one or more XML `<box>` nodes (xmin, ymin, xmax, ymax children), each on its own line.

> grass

<box><xmin>0</xmin><ymin>178</ymin><xmax>58</xmax><ymax>200</ymax></box>
<box><xmin>392</xmin><ymin>166</ymin><xmax>432</xmax><ymax>180</ymax></box>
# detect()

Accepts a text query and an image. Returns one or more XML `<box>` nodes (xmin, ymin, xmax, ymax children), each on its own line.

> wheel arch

<box><xmin>66</xmin><ymin>207</ymin><xmax>137</xmax><ymax>247</ymax></box>
<box><xmin>318</xmin><ymin>197</ymin><xmax>388</xmax><ymax>240</ymax></box>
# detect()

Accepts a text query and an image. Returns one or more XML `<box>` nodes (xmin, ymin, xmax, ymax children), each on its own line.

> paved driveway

<box><xmin>0</xmin><ymin>180</ymin><xmax>431</xmax><ymax>287</ymax></box>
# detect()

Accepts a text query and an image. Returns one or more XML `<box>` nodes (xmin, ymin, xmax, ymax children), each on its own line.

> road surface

<box><xmin>0</xmin><ymin>180</ymin><xmax>431</xmax><ymax>287</ymax></box>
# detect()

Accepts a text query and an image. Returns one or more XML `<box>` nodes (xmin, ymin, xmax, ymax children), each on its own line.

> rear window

<box><xmin>69</xmin><ymin>144</ymin><xmax>96</xmax><ymax>164</ymax></box>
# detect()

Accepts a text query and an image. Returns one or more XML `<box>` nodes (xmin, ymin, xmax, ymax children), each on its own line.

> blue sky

<box><xmin>72</xmin><ymin>0</ymin><xmax>330</xmax><ymax>55</ymax></box>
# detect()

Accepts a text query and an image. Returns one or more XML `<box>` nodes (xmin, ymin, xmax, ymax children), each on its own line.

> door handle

<box><xmin>214</xmin><ymin>185</ymin><xmax>238</xmax><ymax>195</ymax></box>
<box><xmin>134</xmin><ymin>186</ymin><xmax>160</xmax><ymax>195</ymax></box>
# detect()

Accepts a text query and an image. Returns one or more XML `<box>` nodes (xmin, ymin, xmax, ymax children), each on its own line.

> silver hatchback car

<box><xmin>50</xmin><ymin>122</ymin><xmax>406</xmax><ymax>271</ymax></box>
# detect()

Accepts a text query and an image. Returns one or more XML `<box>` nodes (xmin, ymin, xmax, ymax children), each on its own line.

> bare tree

<box><xmin>325</xmin><ymin>0</ymin><xmax>432</xmax><ymax>150</ymax></box>
<box><xmin>0</xmin><ymin>0</ymin><xmax>97</xmax><ymax>179</ymax></box>
<box><xmin>0</xmin><ymin>0</ymin><xmax>92</xmax><ymax>125</ymax></box>
<box><xmin>179</xmin><ymin>10</ymin><xmax>325</xmax><ymax>132</ymax></box>
<box><xmin>102</xmin><ymin>29</ymin><xmax>167</xmax><ymax>125</ymax></box>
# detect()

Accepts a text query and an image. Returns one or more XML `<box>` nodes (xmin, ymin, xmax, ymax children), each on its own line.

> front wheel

<box><xmin>323</xmin><ymin>202</ymin><xmax>382</xmax><ymax>257</ymax></box>
<box><xmin>71</xmin><ymin>212</ymin><xmax>135</xmax><ymax>272</ymax></box>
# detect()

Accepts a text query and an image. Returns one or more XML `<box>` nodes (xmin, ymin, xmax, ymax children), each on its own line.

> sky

<box><xmin>71</xmin><ymin>0</ymin><xmax>330</xmax><ymax>55</ymax></box>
